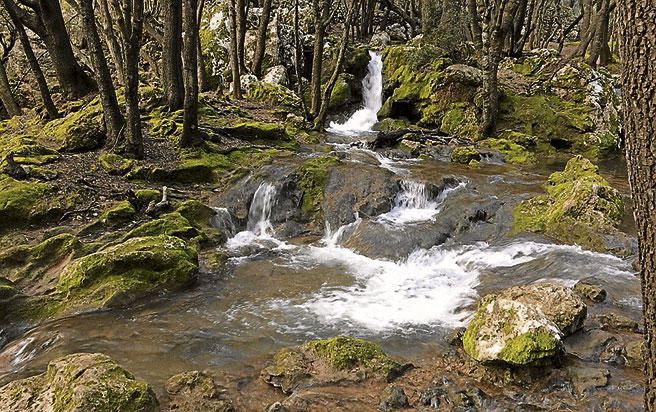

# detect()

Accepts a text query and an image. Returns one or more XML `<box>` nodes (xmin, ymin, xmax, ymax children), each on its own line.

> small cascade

<box><xmin>246</xmin><ymin>183</ymin><xmax>277</xmax><ymax>236</ymax></box>
<box><xmin>328</xmin><ymin>51</ymin><xmax>383</xmax><ymax>135</ymax></box>
<box><xmin>378</xmin><ymin>180</ymin><xmax>466</xmax><ymax>224</ymax></box>
<box><xmin>227</xmin><ymin>183</ymin><xmax>281</xmax><ymax>248</ymax></box>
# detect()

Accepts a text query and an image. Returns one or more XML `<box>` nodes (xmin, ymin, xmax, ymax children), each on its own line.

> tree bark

<box><xmin>310</xmin><ymin>0</ymin><xmax>330</xmax><ymax>117</ymax></box>
<box><xmin>0</xmin><ymin>59</ymin><xmax>20</xmax><ymax>117</ymax></box>
<box><xmin>181</xmin><ymin>0</ymin><xmax>202</xmax><ymax>146</ymax></box>
<box><xmin>196</xmin><ymin>0</ymin><xmax>208</xmax><ymax>91</ymax></box>
<box><xmin>252</xmin><ymin>0</ymin><xmax>273</xmax><ymax>78</ymax></box>
<box><xmin>98</xmin><ymin>0</ymin><xmax>125</xmax><ymax>83</ymax></box>
<box><xmin>227</xmin><ymin>0</ymin><xmax>242</xmax><ymax>98</ymax></box>
<box><xmin>163</xmin><ymin>0</ymin><xmax>185</xmax><ymax>109</ymax></box>
<box><xmin>78</xmin><ymin>0</ymin><xmax>125</xmax><ymax>143</ymax></box>
<box><xmin>236</xmin><ymin>0</ymin><xmax>248</xmax><ymax>73</ymax></box>
<box><xmin>122</xmin><ymin>0</ymin><xmax>145</xmax><ymax>158</ymax></box>
<box><xmin>2</xmin><ymin>0</ymin><xmax>58</xmax><ymax>118</ymax></box>
<box><xmin>619</xmin><ymin>0</ymin><xmax>656</xmax><ymax>409</ymax></box>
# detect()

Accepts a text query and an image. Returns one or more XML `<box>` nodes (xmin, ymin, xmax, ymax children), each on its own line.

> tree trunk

<box><xmin>181</xmin><ymin>0</ymin><xmax>202</xmax><ymax>146</ymax></box>
<box><xmin>292</xmin><ymin>0</ymin><xmax>309</xmax><ymax>118</ymax></box>
<box><xmin>252</xmin><ymin>0</ymin><xmax>273</xmax><ymax>78</ymax></box>
<box><xmin>619</xmin><ymin>0</ymin><xmax>656</xmax><ymax>409</ymax></box>
<box><xmin>313</xmin><ymin>0</ymin><xmax>358</xmax><ymax>130</ymax></box>
<box><xmin>587</xmin><ymin>0</ymin><xmax>611</xmax><ymax>67</ymax></box>
<box><xmin>196</xmin><ymin>0</ymin><xmax>209</xmax><ymax>91</ymax></box>
<box><xmin>0</xmin><ymin>59</ymin><xmax>20</xmax><ymax>117</ymax></box>
<box><xmin>163</xmin><ymin>0</ymin><xmax>185</xmax><ymax>110</ymax></box>
<box><xmin>236</xmin><ymin>0</ymin><xmax>248</xmax><ymax>73</ymax></box>
<box><xmin>310</xmin><ymin>0</ymin><xmax>330</xmax><ymax>117</ymax></box>
<box><xmin>466</xmin><ymin>0</ymin><xmax>482</xmax><ymax>48</ymax></box>
<box><xmin>122</xmin><ymin>0</ymin><xmax>145</xmax><ymax>158</ymax></box>
<box><xmin>79</xmin><ymin>0</ymin><xmax>125</xmax><ymax>143</ymax></box>
<box><xmin>2</xmin><ymin>0</ymin><xmax>58</xmax><ymax>118</ymax></box>
<box><xmin>98</xmin><ymin>0</ymin><xmax>126</xmax><ymax>84</ymax></box>
<box><xmin>227</xmin><ymin>0</ymin><xmax>242</xmax><ymax>98</ymax></box>
<box><xmin>36</xmin><ymin>0</ymin><xmax>96</xmax><ymax>98</ymax></box>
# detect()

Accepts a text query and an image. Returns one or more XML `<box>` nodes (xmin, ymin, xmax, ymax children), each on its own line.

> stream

<box><xmin>0</xmin><ymin>51</ymin><xmax>642</xmax><ymax>404</ymax></box>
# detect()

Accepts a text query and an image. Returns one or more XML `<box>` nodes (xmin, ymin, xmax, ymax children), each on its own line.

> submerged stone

<box><xmin>0</xmin><ymin>352</ymin><xmax>158</xmax><ymax>411</ymax></box>
<box><xmin>166</xmin><ymin>371</ymin><xmax>234</xmax><ymax>412</ymax></box>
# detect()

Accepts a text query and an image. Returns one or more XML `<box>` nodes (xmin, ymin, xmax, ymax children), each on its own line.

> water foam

<box><xmin>378</xmin><ymin>181</ymin><xmax>466</xmax><ymax>224</ymax></box>
<box><xmin>328</xmin><ymin>51</ymin><xmax>383</xmax><ymax>135</ymax></box>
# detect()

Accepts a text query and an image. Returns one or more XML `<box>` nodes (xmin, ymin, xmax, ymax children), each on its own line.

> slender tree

<box><xmin>309</xmin><ymin>0</ymin><xmax>331</xmax><ymax>117</ymax></box>
<box><xmin>2</xmin><ymin>0</ymin><xmax>58</xmax><ymax>118</ymax></box>
<box><xmin>78</xmin><ymin>0</ymin><xmax>125</xmax><ymax>143</ymax></box>
<box><xmin>227</xmin><ymin>0</ymin><xmax>241</xmax><ymax>98</ymax></box>
<box><xmin>0</xmin><ymin>25</ymin><xmax>20</xmax><ymax>117</ymax></box>
<box><xmin>252</xmin><ymin>0</ymin><xmax>273</xmax><ymax>78</ymax></box>
<box><xmin>181</xmin><ymin>0</ymin><xmax>201</xmax><ymax>146</ymax></box>
<box><xmin>619</xmin><ymin>0</ymin><xmax>656</xmax><ymax>409</ymax></box>
<box><xmin>163</xmin><ymin>0</ymin><xmax>184</xmax><ymax>109</ymax></box>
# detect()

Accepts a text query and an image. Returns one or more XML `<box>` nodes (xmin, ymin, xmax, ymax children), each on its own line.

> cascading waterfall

<box><xmin>227</xmin><ymin>183</ymin><xmax>279</xmax><ymax>248</ymax></box>
<box><xmin>328</xmin><ymin>51</ymin><xmax>383</xmax><ymax>135</ymax></box>
<box><xmin>378</xmin><ymin>180</ymin><xmax>466</xmax><ymax>224</ymax></box>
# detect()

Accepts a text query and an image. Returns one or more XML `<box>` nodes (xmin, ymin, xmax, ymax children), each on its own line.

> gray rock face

<box><xmin>263</xmin><ymin>65</ymin><xmax>289</xmax><ymax>86</ymax></box>
<box><xmin>369</xmin><ymin>31</ymin><xmax>391</xmax><ymax>49</ymax></box>
<box><xmin>0</xmin><ymin>353</ymin><xmax>158</xmax><ymax>412</ymax></box>
<box><xmin>574</xmin><ymin>277</ymin><xmax>607</xmax><ymax>302</ymax></box>
<box><xmin>379</xmin><ymin>384</ymin><xmax>409</xmax><ymax>410</ymax></box>
<box><xmin>443</xmin><ymin>64</ymin><xmax>483</xmax><ymax>86</ymax></box>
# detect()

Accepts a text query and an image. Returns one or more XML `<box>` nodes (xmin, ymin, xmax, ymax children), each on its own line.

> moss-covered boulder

<box><xmin>512</xmin><ymin>156</ymin><xmax>626</xmax><ymax>253</ymax></box>
<box><xmin>297</xmin><ymin>155</ymin><xmax>340</xmax><ymax>222</ymax></box>
<box><xmin>463</xmin><ymin>293</ymin><xmax>563</xmax><ymax>365</ymax></box>
<box><xmin>262</xmin><ymin>336</ymin><xmax>408</xmax><ymax>394</ymax></box>
<box><xmin>98</xmin><ymin>153</ymin><xmax>135</xmax><ymax>176</ymax></box>
<box><xmin>166</xmin><ymin>371</ymin><xmax>234</xmax><ymax>412</ymax></box>
<box><xmin>56</xmin><ymin>235</ymin><xmax>198</xmax><ymax>314</ymax></box>
<box><xmin>329</xmin><ymin>73</ymin><xmax>354</xmax><ymax>111</ymax></box>
<box><xmin>40</xmin><ymin>97</ymin><xmax>105</xmax><ymax>152</ymax></box>
<box><xmin>0</xmin><ymin>352</ymin><xmax>158</xmax><ymax>411</ymax></box>
<box><xmin>248</xmin><ymin>81</ymin><xmax>302</xmax><ymax>114</ymax></box>
<box><xmin>450</xmin><ymin>146</ymin><xmax>480</xmax><ymax>164</ymax></box>
<box><xmin>480</xmin><ymin>138</ymin><xmax>535</xmax><ymax>164</ymax></box>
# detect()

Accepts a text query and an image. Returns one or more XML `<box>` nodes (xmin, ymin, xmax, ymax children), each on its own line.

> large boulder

<box><xmin>40</xmin><ymin>98</ymin><xmax>105</xmax><ymax>152</ymax></box>
<box><xmin>0</xmin><ymin>353</ymin><xmax>158</xmax><ymax>411</ymax></box>
<box><xmin>263</xmin><ymin>65</ymin><xmax>289</xmax><ymax>86</ymax></box>
<box><xmin>261</xmin><ymin>336</ymin><xmax>409</xmax><ymax>394</ymax></box>
<box><xmin>463</xmin><ymin>289</ymin><xmax>564</xmax><ymax>365</ymax></box>
<box><xmin>513</xmin><ymin>156</ymin><xmax>632</xmax><ymax>254</ymax></box>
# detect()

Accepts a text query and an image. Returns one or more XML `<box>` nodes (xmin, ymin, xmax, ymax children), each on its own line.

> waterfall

<box><xmin>378</xmin><ymin>180</ymin><xmax>466</xmax><ymax>224</ymax></box>
<box><xmin>246</xmin><ymin>183</ymin><xmax>277</xmax><ymax>236</ymax></box>
<box><xmin>328</xmin><ymin>51</ymin><xmax>383</xmax><ymax>135</ymax></box>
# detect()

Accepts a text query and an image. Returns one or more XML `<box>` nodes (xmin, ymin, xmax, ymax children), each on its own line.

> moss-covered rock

<box><xmin>0</xmin><ymin>352</ymin><xmax>158</xmax><ymax>411</ymax></box>
<box><xmin>512</xmin><ymin>156</ymin><xmax>625</xmax><ymax>252</ymax></box>
<box><xmin>166</xmin><ymin>371</ymin><xmax>234</xmax><ymax>412</ymax></box>
<box><xmin>56</xmin><ymin>235</ymin><xmax>198</xmax><ymax>314</ymax></box>
<box><xmin>480</xmin><ymin>138</ymin><xmax>535</xmax><ymax>164</ymax></box>
<box><xmin>0</xmin><ymin>175</ymin><xmax>78</xmax><ymax>233</ymax></box>
<box><xmin>297</xmin><ymin>155</ymin><xmax>340</xmax><ymax>221</ymax></box>
<box><xmin>450</xmin><ymin>146</ymin><xmax>480</xmax><ymax>164</ymax></box>
<box><xmin>40</xmin><ymin>97</ymin><xmax>105</xmax><ymax>152</ymax></box>
<box><xmin>248</xmin><ymin>81</ymin><xmax>302</xmax><ymax>114</ymax></box>
<box><xmin>439</xmin><ymin>103</ymin><xmax>480</xmax><ymax>137</ymax></box>
<box><xmin>463</xmin><ymin>293</ymin><xmax>563</xmax><ymax>365</ymax></box>
<box><xmin>98</xmin><ymin>153</ymin><xmax>135</xmax><ymax>176</ymax></box>
<box><xmin>262</xmin><ymin>336</ymin><xmax>407</xmax><ymax>394</ymax></box>
<box><xmin>373</xmin><ymin>118</ymin><xmax>410</xmax><ymax>132</ymax></box>
<box><xmin>329</xmin><ymin>74</ymin><xmax>354</xmax><ymax>111</ymax></box>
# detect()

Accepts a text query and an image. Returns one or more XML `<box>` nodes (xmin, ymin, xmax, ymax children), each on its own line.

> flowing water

<box><xmin>0</xmin><ymin>52</ymin><xmax>642</xmax><ymax>404</ymax></box>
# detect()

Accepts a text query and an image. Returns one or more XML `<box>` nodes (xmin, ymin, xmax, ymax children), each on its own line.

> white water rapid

<box><xmin>378</xmin><ymin>180</ymin><xmax>467</xmax><ymax>224</ymax></box>
<box><xmin>328</xmin><ymin>51</ymin><xmax>383</xmax><ymax>135</ymax></box>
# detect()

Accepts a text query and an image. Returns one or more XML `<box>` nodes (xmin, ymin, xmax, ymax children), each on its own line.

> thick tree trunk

<box><xmin>0</xmin><ymin>60</ymin><xmax>20</xmax><ymax>117</ymax></box>
<box><xmin>181</xmin><ymin>0</ymin><xmax>202</xmax><ymax>146</ymax></box>
<box><xmin>227</xmin><ymin>0</ymin><xmax>242</xmax><ymax>98</ymax></box>
<box><xmin>122</xmin><ymin>0</ymin><xmax>145</xmax><ymax>158</ymax></box>
<box><xmin>36</xmin><ymin>0</ymin><xmax>96</xmax><ymax>98</ymax></box>
<box><xmin>163</xmin><ymin>0</ymin><xmax>185</xmax><ymax>110</ymax></box>
<box><xmin>587</xmin><ymin>0</ymin><xmax>611</xmax><ymax>67</ymax></box>
<box><xmin>2</xmin><ymin>0</ymin><xmax>58</xmax><ymax>118</ymax></box>
<box><xmin>252</xmin><ymin>0</ymin><xmax>273</xmax><ymax>78</ymax></box>
<box><xmin>313</xmin><ymin>0</ymin><xmax>358</xmax><ymax>130</ymax></box>
<box><xmin>619</xmin><ymin>0</ymin><xmax>656</xmax><ymax>410</ymax></box>
<box><xmin>79</xmin><ymin>0</ymin><xmax>125</xmax><ymax>143</ymax></box>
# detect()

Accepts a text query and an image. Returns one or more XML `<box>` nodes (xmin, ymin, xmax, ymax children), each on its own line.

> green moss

<box><xmin>373</xmin><ymin>118</ymin><xmax>409</xmax><ymax>132</ymax></box>
<box><xmin>40</xmin><ymin>97</ymin><xmax>105</xmax><ymax>152</ymax></box>
<box><xmin>123</xmin><ymin>212</ymin><xmax>197</xmax><ymax>241</ymax></box>
<box><xmin>512</xmin><ymin>156</ymin><xmax>624</xmax><ymax>252</ymax></box>
<box><xmin>101</xmin><ymin>201</ymin><xmax>137</xmax><ymax>226</ymax></box>
<box><xmin>297</xmin><ymin>156</ymin><xmax>339</xmax><ymax>221</ymax></box>
<box><xmin>134</xmin><ymin>189</ymin><xmax>161</xmax><ymax>208</ymax></box>
<box><xmin>439</xmin><ymin>103</ymin><xmax>480</xmax><ymax>138</ymax></box>
<box><xmin>329</xmin><ymin>74</ymin><xmax>353</xmax><ymax>110</ymax></box>
<box><xmin>498</xmin><ymin>330</ymin><xmax>560</xmax><ymax>365</ymax></box>
<box><xmin>56</xmin><ymin>235</ymin><xmax>197</xmax><ymax>313</ymax></box>
<box><xmin>480</xmin><ymin>138</ymin><xmax>535</xmax><ymax>164</ymax></box>
<box><xmin>304</xmin><ymin>336</ymin><xmax>402</xmax><ymax>379</ymax></box>
<box><xmin>451</xmin><ymin>146</ymin><xmax>480</xmax><ymax>164</ymax></box>
<box><xmin>98</xmin><ymin>153</ymin><xmax>135</xmax><ymax>175</ymax></box>
<box><xmin>248</xmin><ymin>81</ymin><xmax>302</xmax><ymax>113</ymax></box>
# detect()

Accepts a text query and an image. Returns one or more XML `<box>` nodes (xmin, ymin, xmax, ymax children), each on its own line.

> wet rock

<box><xmin>0</xmin><ymin>352</ymin><xmax>158</xmax><ymax>411</ymax></box>
<box><xmin>322</xmin><ymin>163</ymin><xmax>398</xmax><ymax>230</ymax></box>
<box><xmin>261</xmin><ymin>336</ymin><xmax>409</xmax><ymax>394</ymax></box>
<box><xmin>379</xmin><ymin>384</ymin><xmax>409</xmax><ymax>410</ymax></box>
<box><xmin>496</xmin><ymin>283</ymin><xmax>587</xmax><ymax>336</ymax></box>
<box><xmin>450</xmin><ymin>146</ymin><xmax>480</xmax><ymax>164</ymax></box>
<box><xmin>513</xmin><ymin>156</ymin><xmax>629</xmax><ymax>255</ymax></box>
<box><xmin>564</xmin><ymin>328</ymin><xmax>616</xmax><ymax>361</ymax></box>
<box><xmin>574</xmin><ymin>277</ymin><xmax>607</xmax><ymax>302</ymax></box>
<box><xmin>463</xmin><ymin>291</ymin><xmax>563</xmax><ymax>365</ymax></box>
<box><xmin>597</xmin><ymin>312</ymin><xmax>640</xmax><ymax>332</ymax></box>
<box><xmin>419</xmin><ymin>377</ymin><xmax>491</xmax><ymax>410</ymax></box>
<box><xmin>443</xmin><ymin>64</ymin><xmax>483</xmax><ymax>86</ymax></box>
<box><xmin>369</xmin><ymin>31</ymin><xmax>391</xmax><ymax>49</ymax></box>
<box><xmin>263</xmin><ymin>65</ymin><xmax>289</xmax><ymax>86</ymax></box>
<box><xmin>166</xmin><ymin>370</ymin><xmax>234</xmax><ymax>411</ymax></box>
<box><xmin>568</xmin><ymin>366</ymin><xmax>610</xmax><ymax>394</ymax></box>
<box><xmin>624</xmin><ymin>338</ymin><xmax>645</xmax><ymax>368</ymax></box>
